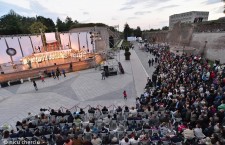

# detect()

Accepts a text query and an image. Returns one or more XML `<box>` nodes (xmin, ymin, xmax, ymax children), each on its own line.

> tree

<box><xmin>29</xmin><ymin>21</ymin><xmax>47</xmax><ymax>34</ymax></box>
<box><xmin>123</xmin><ymin>23</ymin><xmax>132</xmax><ymax>40</ymax></box>
<box><xmin>36</xmin><ymin>16</ymin><xmax>55</xmax><ymax>32</ymax></box>
<box><xmin>65</xmin><ymin>16</ymin><xmax>73</xmax><ymax>30</ymax></box>
<box><xmin>56</xmin><ymin>17</ymin><xmax>67</xmax><ymax>31</ymax></box>
<box><xmin>134</xmin><ymin>26</ymin><xmax>142</xmax><ymax>37</ymax></box>
<box><xmin>0</xmin><ymin>10</ymin><xmax>23</xmax><ymax>35</ymax></box>
<box><xmin>162</xmin><ymin>26</ymin><xmax>169</xmax><ymax>31</ymax></box>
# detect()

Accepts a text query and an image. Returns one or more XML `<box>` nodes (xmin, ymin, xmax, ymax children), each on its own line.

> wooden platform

<box><xmin>0</xmin><ymin>54</ymin><xmax>104</xmax><ymax>83</ymax></box>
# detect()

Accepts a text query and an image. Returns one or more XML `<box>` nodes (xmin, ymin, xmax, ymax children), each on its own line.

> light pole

<box><xmin>55</xmin><ymin>27</ymin><xmax>60</xmax><ymax>50</ymax></box>
<box><xmin>39</xmin><ymin>28</ymin><xmax>46</xmax><ymax>51</ymax></box>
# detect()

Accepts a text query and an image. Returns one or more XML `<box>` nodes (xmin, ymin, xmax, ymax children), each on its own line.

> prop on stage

<box><xmin>22</xmin><ymin>50</ymin><xmax>89</xmax><ymax>65</ymax></box>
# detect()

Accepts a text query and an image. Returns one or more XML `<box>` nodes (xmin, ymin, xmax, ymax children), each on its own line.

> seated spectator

<box><xmin>72</xmin><ymin>135</ymin><xmax>83</xmax><ymax>145</ymax></box>
<box><xmin>116</xmin><ymin>106</ymin><xmax>122</xmax><ymax>112</ymax></box>
<box><xmin>111</xmin><ymin>136</ymin><xmax>119</xmax><ymax>144</ymax></box>
<box><xmin>194</xmin><ymin>124</ymin><xmax>206</xmax><ymax>139</ymax></box>
<box><xmin>92</xmin><ymin>126</ymin><xmax>99</xmax><ymax>134</ymax></box>
<box><xmin>130</xmin><ymin>136</ymin><xmax>139</xmax><ymax>145</ymax></box>
<box><xmin>64</xmin><ymin>137</ymin><xmax>73</xmax><ymax>145</ymax></box>
<box><xmin>124</xmin><ymin>106</ymin><xmax>129</xmax><ymax>112</ymax></box>
<box><xmin>74</xmin><ymin>115</ymin><xmax>82</xmax><ymax>124</ymax></box>
<box><xmin>84</xmin><ymin>126</ymin><xmax>91</xmax><ymax>133</ymax></box>
<box><xmin>101</xmin><ymin>126</ymin><xmax>109</xmax><ymax>133</ymax></box>
<box><xmin>9</xmin><ymin>130</ymin><xmax>18</xmax><ymax>138</ymax></box>
<box><xmin>79</xmin><ymin>108</ymin><xmax>85</xmax><ymax>114</ymax></box>
<box><xmin>130</xmin><ymin>107</ymin><xmax>137</xmax><ymax>115</ymax></box>
<box><xmin>120</xmin><ymin>137</ymin><xmax>131</xmax><ymax>145</ymax></box>
<box><xmin>91</xmin><ymin>135</ymin><xmax>102</xmax><ymax>145</ymax></box>
<box><xmin>102</xmin><ymin>106</ymin><xmax>108</xmax><ymax>113</ymax></box>
<box><xmin>182</xmin><ymin>125</ymin><xmax>195</xmax><ymax>140</ymax></box>
<box><xmin>116</xmin><ymin>123</ymin><xmax>125</xmax><ymax>131</ymax></box>
<box><xmin>88</xmin><ymin>107</ymin><xmax>96</xmax><ymax>114</ymax></box>
<box><xmin>103</xmin><ymin>115</ymin><xmax>111</xmax><ymax>125</ymax></box>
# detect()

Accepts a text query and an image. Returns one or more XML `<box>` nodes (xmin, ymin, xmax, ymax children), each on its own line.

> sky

<box><xmin>0</xmin><ymin>0</ymin><xmax>224</xmax><ymax>30</ymax></box>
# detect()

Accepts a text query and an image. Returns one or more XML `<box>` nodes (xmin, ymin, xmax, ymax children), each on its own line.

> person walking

<box><xmin>151</xmin><ymin>58</ymin><xmax>154</xmax><ymax>66</ymax></box>
<box><xmin>155</xmin><ymin>57</ymin><xmax>158</xmax><ymax>63</ymax></box>
<box><xmin>123</xmin><ymin>90</ymin><xmax>127</xmax><ymax>100</ymax></box>
<box><xmin>51</xmin><ymin>70</ymin><xmax>56</xmax><ymax>79</ymax></box>
<box><xmin>33</xmin><ymin>80</ymin><xmax>38</xmax><ymax>91</ymax></box>
<box><xmin>101</xmin><ymin>70</ymin><xmax>106</xmax><ymax>80</ymax></box>
<box><xmin>148</xmin><ymin>59</ymin><xmax>151</xmax><ymax>67</ymax></box>
<box><xmin>62</xmin><ymin>69</ymin><xmax>66</xmax><ymax>77</ymax></box>
<box><xmin>56</xmin><ymin>70</ymin><xmax>60</xmax><ymax>80</ymax></box>
<box><xmin>41</xmin><ymin>75</ymin><xmax>45</xmax><ymax>82</ymax></box>
<box><xmin>56</xmin><ymin>67</ymin><xmax>61</xmax><ymax>76</ymax></box>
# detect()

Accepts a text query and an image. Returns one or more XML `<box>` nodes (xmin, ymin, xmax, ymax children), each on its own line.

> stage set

<box><xmin>0</xmin><ymin>30</ymin><xmax>105</xmax><ymax>84</ymax></box>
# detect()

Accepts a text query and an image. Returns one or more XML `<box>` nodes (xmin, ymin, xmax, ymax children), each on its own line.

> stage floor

<box><xmin>0</xmin><ymin>56</ymin><xmax>93</xmax><ymax>74</ymax></box>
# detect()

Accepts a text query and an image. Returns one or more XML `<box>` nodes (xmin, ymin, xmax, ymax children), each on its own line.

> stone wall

<box><xmin>190</xmin><ymin>32</ymin><xmax>225</xmax><ymax>63</ymax></box>
<box><xmin>142</xmin><ymin>23</ymin><xmax>225</xmax><ymax>63</ymax></box>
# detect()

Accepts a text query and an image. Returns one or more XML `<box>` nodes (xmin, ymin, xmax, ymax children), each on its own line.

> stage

<box><xmin>0</xmin><ymin>54</ymin><xmax>104</xmax><ymax>84</ymax></box>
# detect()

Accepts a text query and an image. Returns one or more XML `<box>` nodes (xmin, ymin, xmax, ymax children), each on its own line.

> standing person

<box><xmin>62</xmin><ymin>69</ymin><xmax>66</xmax><ymax>77</ymax></box>
<box><xmin>148</xmin><ymin>59</ymin><xmax>151</xmax><ymax>67</ymax></box>
<box><xmin>155</xmin><ymin>57</ymin><xmax>158</xmax><ymax>63</ymax></box>
<box><xmin>151</xmin><ymin>58</ymin><xmax>154</xmax><ymax>66</ymax></box>
<box><xmin>33</xmin><ymin>80</ymin><xmax>38</xmax><ymax>91</ymax></box>
<box><xmin>51</xmin><ymin>70</ymin><xmax>56</xmax><ymax>79</ymax></box>
<box><xmin>56</xmin><ymin>67</ymin><xmax>61</xmax><ymax>76</ymax></box>
<box><xmin>101</xmin><ymin>70</ymin><xmax>106</xmax><ymax>80</ymax></box>
<box><xmin>56</xmin><ymin>70</ymin><xmax>60</xmax><ymax>80</ymax></box>
<box><xmin>41</xmin><ymin>75</ymin><xmax>45</xmax><ymax>82</ymax></box>
<box><xmin>123</xmin><ymin>90</ymin><xmax>127</xmax><ymax>100</ymax></box>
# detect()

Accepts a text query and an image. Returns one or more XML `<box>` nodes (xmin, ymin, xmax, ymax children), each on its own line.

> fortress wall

<box><xmin>190</xmin><ymin>32</ymin><xmax>225</xmax><ymax>63</ymax></box>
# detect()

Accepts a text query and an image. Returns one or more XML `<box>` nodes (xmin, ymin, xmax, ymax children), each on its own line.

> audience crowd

<box><xmin>0</xmin><ymin>43</ymin><xmax>225</xmax><ymax>145</ymax></box>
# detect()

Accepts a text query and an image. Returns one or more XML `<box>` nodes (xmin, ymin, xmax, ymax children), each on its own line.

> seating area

<box><xmin>1</xmin><ymin>44</ymin><xmax>225</xmax><ymax>145</ymax></box>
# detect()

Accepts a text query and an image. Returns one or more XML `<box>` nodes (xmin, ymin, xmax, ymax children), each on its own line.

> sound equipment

<box><xmin>1</xmin><ymin>72</ymin><xmax>4</xmax><ymax>74</ymax></box>
<box><xmin>104</xmin><ymin>66</ymin><xmax>109</xmax><ymax>77</ymax></box>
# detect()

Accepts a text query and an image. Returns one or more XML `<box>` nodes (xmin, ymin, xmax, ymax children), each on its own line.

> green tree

<box><xmin>134</xmin><ymin>26</ymin><xmax>142</xmax><ymax>37</ymax></box>
<box><xmin>0</xmin><ymin>10</ymin><xmax>22</xmax><ymax>35</ymax></box>
<box><xmin>36</xmin><ymin>16</ymin><xmax>55</xmax><ymax>32</ymax></box>
<box><xmin>162</xmin><ymin>26</ymin><xmax>169</xmax><ymax>30</ymax></box>
<box><xmin>123</xmin><ymin>23</ymin><xmax>132</xmax><ymax>40</ymax></box>
<box><xmin>29</xmin><ymin>21</ymin><xmax>47</xmax><ymax>34</ymax></box>
<box><xmin>65</xmin><ymin>16</ymin><xmax>73</xmax><ymax>30</ymax></box>
<box><xmin>56</xmin><ymin>17</ymin><xmax>67</xmax><ymax>31</ymax></box>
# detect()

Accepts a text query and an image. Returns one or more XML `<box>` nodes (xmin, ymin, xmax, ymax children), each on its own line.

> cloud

<box><xmin>127</xmin><ymin>16</ymin><xmax>139</xmax><ymax>20</ymax></box>
<box><xmin>134</xmin><ymin>11</ymin><xmax>151</xmax><ymax>15</ymax></box>
<box><xmin>202</xmin><ymin>0</ymin><xmax>223</xmax><ymax>5</ymax></box>
<box><xmin>157</xmin><ymin>4</ymin><xmax>179</xmax><ymax>10</ymax></box>
<box><xmin>119</xmin><ymin>6</ymin><xmax>134</xmax><ymax>11</ymax></box>
<box><xmin>83</xmin><ymin>12</ymin><xmax>89</xmax><ymax>15</ymax></box>
<box><xmin>111</xmin><ymin>17</ymin><xmax>118</xmax><ymax>20</ymax></box>
<box><xmin>0</xmin><ymin>1</ymin><xmax>33</xmax><ymax>16</ymax></box>
<box><xmin>80</xmin><ymin>19</ymin><xmax>91</xmax><ymax>23</ymax></box>
<box><xmin>144</xmin><ymin>0</ymin><xmax>172</xmax><ymax>8</ymax></box>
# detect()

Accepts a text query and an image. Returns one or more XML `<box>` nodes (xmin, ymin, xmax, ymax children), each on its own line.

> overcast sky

<box><xmin>0</xmin><ymin>0</ymin><xmax>224</xmax><ymax>30</ymax></box>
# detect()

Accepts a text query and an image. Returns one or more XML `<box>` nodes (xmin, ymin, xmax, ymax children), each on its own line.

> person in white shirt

<box><xmin>120</xmin><ymin>137</ymin><xmax>131</xmax><ymax>145</ymax></box>
<box><xmin>130</xmin><ymin>107</ymin><xmax>137</xmax><ymax>116</ymax></box>
<box><xmin>91</xmin><ymin>135</ymin><xmax>102</xmax><ymax>145</ymax></box>
<box><xmin>130</xmin><ymin>136</ymin><xmax>139</xmax><ymax>145</ymax></box>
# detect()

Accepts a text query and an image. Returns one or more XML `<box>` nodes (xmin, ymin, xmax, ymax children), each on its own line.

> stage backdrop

<box><xmin>30</xmin><ymin>35</ymin><xmax>43</xmax><ymax>53</ymax></box>
<box><xmin>87</xmin><ymin>32</ymin><xmax>94</xmax><ymax>53</ymax></box>
<box><xmin>19</xmin><ymin>36</ymin><xmax>34</xmax><ymax>57</ymax></box>
<box><xmin>0</xmin><ymin>38</ymin><xmax>11</xmax><ymax>64</ymax></box>
<box><xmin>45</xmin><ymin>32</ymin><xmax>56</xmax><ymax>43</ymax></box>
<box><xmin>70</xmin><ymin>33</ymin><xmax>79</xmax><ymax>51</ymax></box>
<box><xmin>5</xmin><ymin>37</ymin><xmax>23</xmax><ymax>62</ymax></box>
<box><xmin>60</xmin><ymin>33</ymin><xmax>70</xmax><ymax>50</ymax></box>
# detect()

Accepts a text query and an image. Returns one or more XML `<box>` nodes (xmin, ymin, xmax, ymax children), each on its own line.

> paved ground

<box><xmin>0</xmin><ymin>41</ymin><xmax>155</xmax><ymax>127</ymax></box>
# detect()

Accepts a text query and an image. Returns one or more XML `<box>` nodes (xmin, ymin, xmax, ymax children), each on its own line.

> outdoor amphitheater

<box><xmin>1</xmin><ymin>2</ymin><xmax>225</xmax><ymax>145</ymax></box>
